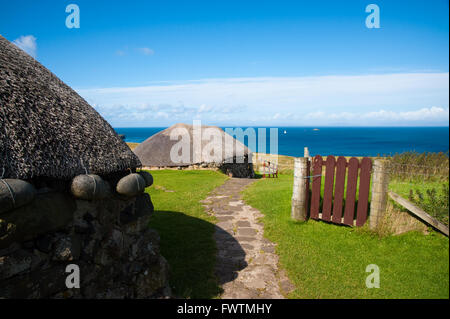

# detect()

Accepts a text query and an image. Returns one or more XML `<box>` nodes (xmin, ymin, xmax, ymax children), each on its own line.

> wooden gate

<box><xmin>309</xmin><ymin>155</ymin><xmax>372</xmax><ymax>226</ymax></box>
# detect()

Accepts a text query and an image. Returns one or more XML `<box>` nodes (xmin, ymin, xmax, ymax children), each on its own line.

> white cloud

<box><xmin>198</xmin><ymin>104</ymin><xmax>213</xmax><ymax>113</ymax></box>
<box><xmin>303</xmin><ymin>107</ymin><xmax>449</xmax><ymax>124</ymax></box>
<box><xmin>77</xmin><ymin>73</ymin><xmax>449</xmax><ymax>126</ymax></box>
<box><xmin>361</xmin><ymin>107</ymin><xmax>448</xmax><ymax>121</ymax></box>
<box><xmin>116</xmin><ymin>50</ymin><xmax>126</xmax><ymax>56</ymax></box>
<box><xmin>138</xmin><ymin>47</ymin><xmax>154</xmax><ymax>56</ymax></box>
<box><xmin>13</xmin><ymin>35</ymin><xmax>37</xmax><ymax>58</ymax></box>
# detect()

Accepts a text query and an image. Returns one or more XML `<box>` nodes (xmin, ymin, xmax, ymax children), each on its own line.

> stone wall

<box><xmin>143</xmin><ymin>156</ymin><xmax>255</xmax><ymax>179</ymax></box>
<box><xmin>0</xmin><ymin>179</ymin><xmax>171</xmax><ymax>298</ymax></box>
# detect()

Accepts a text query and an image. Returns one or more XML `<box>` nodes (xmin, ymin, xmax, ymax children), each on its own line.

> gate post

<box><xmin>291</xmin><ymin>157</ymin><xmax>309</xmax><ymax>221</ymax></box>
<box><xmin>369</xmin><ymin>159</ymin><xmax>390</xmax><ymax>229</ymax></box>
<box><xmin>304</xmin><ymin>147</ymin><xmax>310</xmax><ymax>158</ymax></box>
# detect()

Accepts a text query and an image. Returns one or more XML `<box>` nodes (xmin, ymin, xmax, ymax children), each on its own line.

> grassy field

<box><xmin>145</xmin><ymin>170</ymin><xmax>228</xmax><ymax>298</ymax></box>
<box><xmin>146</xmin><ymin>169</ymin><xmax>448</xmax><ymax>299</ymax></box>
<box><xmin>127</xmin><ymin>142</ymin><xmax>139</xmax><ymax>150</ymax></box>
<box><xmin>135</xmin><ymin>142</ymin><xmax>448</xmax><ymax>298</ymax></box>
<box><xmin>242</xmin><ymin>174</ymin><xmax>449</xmax><ymax>298</ymax></box>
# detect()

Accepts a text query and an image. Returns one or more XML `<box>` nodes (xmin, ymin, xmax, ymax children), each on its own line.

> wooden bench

<box><xmin>262</xmin><ymin>160</ymin><xmax>278</xmax><ymax>178</ymax></box>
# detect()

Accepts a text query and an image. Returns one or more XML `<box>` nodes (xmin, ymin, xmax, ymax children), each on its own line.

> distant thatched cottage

<box><xmin>0</xmin><ymin>35</ymin><xmax>169</xmax><ymax>298</ymax></box>
<box><xmin>133</xmin><ymin>123</ymin><xmax>255</xmax><ymax>178</ymax></box>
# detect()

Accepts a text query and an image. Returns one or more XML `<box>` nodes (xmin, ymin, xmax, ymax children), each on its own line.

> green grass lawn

<box><xmin>242</xmin><ymin>174</ymin><xmax>449</xmax><ymax>298</ymax></box>
<box><xmin>389</xmin><ymin>179</ymin><xmax>449</xmax><ymax>226</ymax></box>
<box><xmin>145</xmin><ymin>170</ymin><xmax>228</xmax><ymax>298</ymax></box>
<box><xmin>390</xmin><ymin>179</ymin><xmax>447</xmax><ymax>197</ymax></box>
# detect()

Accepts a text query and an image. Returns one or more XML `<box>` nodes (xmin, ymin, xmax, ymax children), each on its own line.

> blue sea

<box><xmin>115</xmin><ymin>127</ymin><xmax>449</xmax><ymax>157</ymax></box>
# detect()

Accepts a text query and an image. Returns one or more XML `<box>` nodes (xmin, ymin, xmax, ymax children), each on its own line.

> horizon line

<box><xmin>113</xmin><ymin>125</ymin><xmax>450</xmax><ymax>128</ymax></box>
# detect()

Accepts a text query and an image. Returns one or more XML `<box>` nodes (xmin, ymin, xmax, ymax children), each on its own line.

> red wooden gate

<box><xmin>309</xmin><ymin>155</ymin><xmax>372</xmax><ymax>227</ymax></box>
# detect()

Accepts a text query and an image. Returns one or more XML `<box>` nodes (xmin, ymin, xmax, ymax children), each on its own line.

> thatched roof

<box><xmin>134</xmin><ymin>123</ymin><xmax>252</xmax><ymax>167</ymax></box>
<box><xmin>0</xmin><ymin>35</ymin><xmax>141</xmax><ymax>180</ymax></box>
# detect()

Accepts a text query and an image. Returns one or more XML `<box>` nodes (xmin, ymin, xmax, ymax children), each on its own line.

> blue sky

<box><xmin>1</xmin><ymin>0</ymin><xmax>448</xmax><ymax>127</ymax></box>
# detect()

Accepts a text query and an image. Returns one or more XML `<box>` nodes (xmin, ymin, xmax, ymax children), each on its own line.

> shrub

<box><xmin>388</xmin><ymin>151</ymin><xmax>449</xmax><ymax>182</ymax></box>
<box><xmin>408</xmin><ymin>183</ymin><xmax>449</xmax><ymax>226</ymax></box>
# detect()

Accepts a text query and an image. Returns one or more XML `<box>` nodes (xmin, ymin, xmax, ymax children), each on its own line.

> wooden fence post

<box><xmin>369</xmin><ymin>159</ymin><xmax>390</xmax><ymax>229</ymax></box>
<box><xmin>304</xmin><ymin>147</ymin><xmax>310</xmax><ymax>158</ymax></box>
<box><xmin>291</xmin><ymin>157</ymin><xmax>309</xmax><ymax>221</ymax></box>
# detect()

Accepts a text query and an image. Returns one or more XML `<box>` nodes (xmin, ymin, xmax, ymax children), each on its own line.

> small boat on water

<box><xmin>313</xmin><ymin>128</ymin><xmax>320</xmax><ymax>131</ymax></box>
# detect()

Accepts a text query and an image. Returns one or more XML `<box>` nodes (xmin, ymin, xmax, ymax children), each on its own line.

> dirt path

<box><xmin>200</xmin><ymin>178</ymin><xmax>294</xmax><ymax>299</ymax></box>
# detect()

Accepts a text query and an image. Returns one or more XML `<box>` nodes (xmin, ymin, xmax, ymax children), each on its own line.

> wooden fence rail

<box><xmin>389</xmin><ymin>191</ymin><xmax>449</xmax><ymax>237</ymax></box>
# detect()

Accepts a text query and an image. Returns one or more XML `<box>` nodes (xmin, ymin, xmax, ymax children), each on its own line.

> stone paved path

<box><xmin>200</xmin><ymin>178</ymin><xmax>294</xmax><ymax>299</ymax></box>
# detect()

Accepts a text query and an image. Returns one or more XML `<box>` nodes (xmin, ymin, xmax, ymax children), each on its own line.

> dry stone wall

<box><xmin>0</xmin><ymin>175</ymin><xmax>170</xmax><ymax>299</ymax></box>
<box><xmin>144</xmin><ymin>156</ymin><xmax>255</xmax><ymax>178</ymax></box>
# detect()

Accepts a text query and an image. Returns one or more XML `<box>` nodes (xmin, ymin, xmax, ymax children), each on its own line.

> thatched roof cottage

<box><xmin>0</xmin><ymin>36</ymin><xmax>140</xmax><ymax>180</ymax></box>
<box><xmin>0</xmin><ymin>35</ymin><xmax>169</xmax><ymax>298</ymax></box>
<box><xmin>133</xmin><ymin>123</ymin><xmax>254</xmax><ymax>178</ymax></box>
